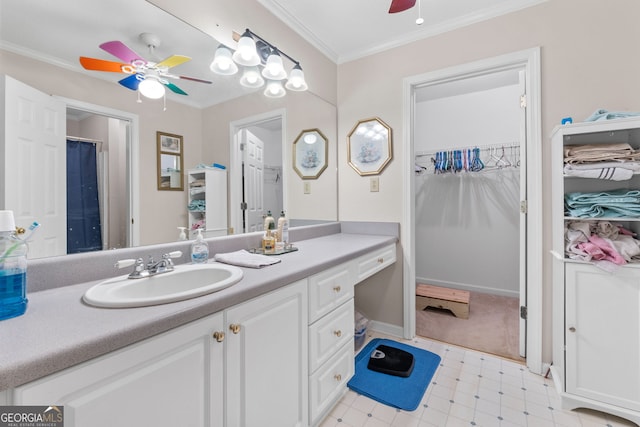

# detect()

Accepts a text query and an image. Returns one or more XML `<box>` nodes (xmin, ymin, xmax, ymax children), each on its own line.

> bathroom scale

<box><xmin>367</xmin><ymin>344</ymin><xmax>415</xmax><ymax>377</ymax></box>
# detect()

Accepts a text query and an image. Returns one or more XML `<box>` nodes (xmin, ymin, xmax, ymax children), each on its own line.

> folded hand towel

<box><xmin>214</xmin><ymin>249</ymin><xmax>281</xmax><ymax>268</ymax></box>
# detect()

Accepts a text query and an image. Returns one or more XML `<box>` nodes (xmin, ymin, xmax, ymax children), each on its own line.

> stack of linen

<box><xmin>565</xmin><ymin>189</ymin><xmax>640</xmax><ymax>218</ymax></box>
<box><xmin>565</xmin><ymin>220</ymin><xmax>640</xmax><ymax>271</ymax></box>
<box><xmin>563</xmin><ymin>143</ymin><xmax>640</xmax><ymax>181</ymax></box>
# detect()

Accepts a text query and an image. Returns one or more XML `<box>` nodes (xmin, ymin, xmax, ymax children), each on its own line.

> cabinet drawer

<box><xmin>309</xmin><ymin>342</ymin><xmax>354</xmax><ymax>425</ymax></box>
<box><xmin>309</xmin><ymin>301</ymin><xmax>354</xmax><ymax>373</ymax></box>
<box><xmin>355</xmin><ymin>243</ymin><xmax>396</xmax><ymax>283</ymax></box>
<box><xmin>308</xmin><ymin>262</ymin><xmax>354</xmax><ymax>324</ymax></box>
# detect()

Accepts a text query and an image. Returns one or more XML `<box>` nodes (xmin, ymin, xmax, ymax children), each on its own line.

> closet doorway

<box><xmin>402</xmin><ymin>48</ymin><xmax>544</xmax><ymax>373</ymax></box>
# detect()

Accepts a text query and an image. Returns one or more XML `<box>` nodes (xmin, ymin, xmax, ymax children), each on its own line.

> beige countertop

<box><xmin>0</xmin><ymin>230</ymin><xmax>397</xmax><ymax>390</ymax></box>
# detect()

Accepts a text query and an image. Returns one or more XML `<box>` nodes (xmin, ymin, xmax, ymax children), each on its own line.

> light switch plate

<box><xmin>304</xmin><ymin>182</ymin><xmax>311</xmax><ymax>194</ymax></box>
<box><xmin>370</xmin><ymin>177</ymin><xmax>379</xmax><ymax>192</ymax></box>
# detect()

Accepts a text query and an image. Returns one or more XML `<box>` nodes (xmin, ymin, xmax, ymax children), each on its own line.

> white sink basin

<box><xmin>83</xmin><ymin>263</ymin><xmax>244</xmax><ymax>308</ymax></box>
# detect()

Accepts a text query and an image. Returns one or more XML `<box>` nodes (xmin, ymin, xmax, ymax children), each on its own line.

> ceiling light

<box><xmin>210</xmin><ymin>44</ymin><xmax>238</xmax><ymax>75</ymax></box>
<box><xmin>285</xmin><ymin>64</ymin><xmax>308</xmax><ymax>91</ymax></box>
<box><xmin>232</xmin><ymin>30</ymin><xmax>261</xmax><ymax>66</ymax></box>
<box><xmin>264</xmin><ymin>80</ymin><xmax>286</xmax><ymax>98</ymax></box>
<box><xmin>138</xmin><ymin>75</ymin><xmax>165</xmax><ymax>99</ymax></box>
<box><xmin>211</xmin><ymin>28</ymin><xmax>308</xmax><ymax>98</ymax></box>
<box><xmin>239</xmin><ymin>66</ymin><xmax>265</xmax><ymax>88</ymax></box>
<box><xmin>261</xmin><ymin>49</ymin><xmax>287</xmax><ymax>81</ymax></box>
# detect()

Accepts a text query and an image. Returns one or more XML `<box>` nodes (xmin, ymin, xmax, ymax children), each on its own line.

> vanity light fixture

<box><xmin>210</xmin><ymin>28</ymin><xmax>308</xmax><ymax>97</ymax></box>
<box><xmin>210</xmin><ymin>44</ymin><xmax>238</xmax><ymax>75</ymax></box>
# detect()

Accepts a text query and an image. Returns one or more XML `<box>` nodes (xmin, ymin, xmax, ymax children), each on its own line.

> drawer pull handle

<box><xmin>569</xmin><ymin>326</ymin><xmax>576</xmax><ymax>333</ymax></box>
<box><xmin>333</xmin><ymin>286</ymin><xmax>341</xmax><ymax>293</ymax></box>
<box><xmin>212</xmin><ymin>331</ymin><xmax>225</xmax><ymax>342</ymax></box>
<box><xmin>334</xmin><ymin>374</ymin><xmax>342</xmax><ymax>382</ymax></box>
<box><xmin>334</xmin><ymin>330</ymin><xmax>342</xmax><ymax>338</ymax></box>
<box><xmin>229</xmin><ymin>324</ymin><xmax>241</xmax><ymax>334</ymax></box>
<box><xmin>377</xmin><ymin>257</ymin><xmax>384</xmax><ymax>263</ymax></box>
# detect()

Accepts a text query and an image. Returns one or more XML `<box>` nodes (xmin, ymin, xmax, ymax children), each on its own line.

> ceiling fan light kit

<box><xmin>79</xmin><ymin>33</ymin><xmax>212</xmax><ymax>103</ymax></box>
<box><xmin>212</xmin><ymin>28</ymin><xmax>308</xmax><ymax>97</ymax></box>
<box><xmin>210</xmin><ymin>45</ymin><xmax>238</xmax><ymax>75</ymax></box>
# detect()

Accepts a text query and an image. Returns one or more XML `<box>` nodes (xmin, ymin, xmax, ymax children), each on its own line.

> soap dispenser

<box><xmin>0</xmin><ymin>210</ymin><xmax>28</xmax><ymax>320</ymax></box>
<box><xmin>191</xmin><ymin>229</ymin><xmax>209</xmax><ymax>264</ymax></box>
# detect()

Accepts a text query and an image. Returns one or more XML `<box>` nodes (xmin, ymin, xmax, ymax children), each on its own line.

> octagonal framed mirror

<box><xmin>347</xmin><ymin>117</ymin><xmax>392</xmax><ymax>176</ymax></box>
<box><xmin>293</xmin><ymin>128</ymin><xmax>328</xmax><ymax>180</ymax></box>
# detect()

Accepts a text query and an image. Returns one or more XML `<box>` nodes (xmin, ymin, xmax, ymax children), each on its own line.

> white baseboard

<box><xmin>368</xmin><ymin>320</ymin><xmax>404</xmax><ymax>338</ymax></box>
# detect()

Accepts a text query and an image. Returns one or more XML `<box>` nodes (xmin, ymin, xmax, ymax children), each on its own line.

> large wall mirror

<box><xmin>0</xmin><ymin>0</ymin><xmax>337</xmax><ymax>259</ymax></box>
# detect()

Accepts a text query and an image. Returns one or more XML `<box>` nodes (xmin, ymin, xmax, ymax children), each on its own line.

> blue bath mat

<box><xmin>347</xmin><ymin>338</ymin><xmax>441</xmax><ymax>411</ymax></box>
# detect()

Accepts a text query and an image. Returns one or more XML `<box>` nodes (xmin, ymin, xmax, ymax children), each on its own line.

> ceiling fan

<box><xmin>79</xmin><ymin>33</ymin><xmax>211</xmax><ymax>98</ymax></box>
<box><xmin>388</xmin><ymin>0</ymin><xmax>416</xmax><ymax>13</ymax></box>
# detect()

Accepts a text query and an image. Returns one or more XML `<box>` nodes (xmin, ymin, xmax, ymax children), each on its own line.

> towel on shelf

<box><xmin>563</xmin><ymin>143</ymin><xmax>640</xmax><ymax>164</ymax></box>
<box><xmin>214</xmin><ymin>249</ymin><xmax>281</xmax><ymax>268</ymax></box>
<box><xmin>563</xmin><ymin>164</ymin><xmax>634</xmax><ymax>181</ymax></box>
<box><xmin>565</xmin><ymin>189</ymin><xmax>640</xmax><ymax>218</ymax></box>
<box><xmin>585</xmin><ymin>109</ymin><xmax>640</xmax><ymax>122</ymax></box>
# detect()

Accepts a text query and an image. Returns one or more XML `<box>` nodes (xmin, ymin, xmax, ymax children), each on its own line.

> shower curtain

<box><xmin>66</xmin><ymin>139</ymin><xmax>103</xmax><ymax>253</ymax></box>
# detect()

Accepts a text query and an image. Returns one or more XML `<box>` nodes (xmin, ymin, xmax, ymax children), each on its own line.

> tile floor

<box><xmin>320</xmin><ymin>332</ymin><xmax>638</xmax><ymax>427</ymax></box>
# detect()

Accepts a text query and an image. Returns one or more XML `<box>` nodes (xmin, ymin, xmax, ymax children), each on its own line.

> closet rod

<box><xmin>415</xmin><ymin>142</ymin><xmax>519</xmax><ymax>158</ymax></box>
<box><xmin>67</xmin><ymin>135</ymin><xmax>103</xmax><ymax>146</ymax></box>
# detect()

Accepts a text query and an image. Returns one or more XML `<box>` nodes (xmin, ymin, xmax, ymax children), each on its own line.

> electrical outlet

<box><xmin>370</xmin><ymin>177</ymin><xmax>379</xmax><ymax>192</ymax></box>
<box><xmin>304</xmin><ymin>182</ymin><xmax>311</xmax><ymax>194</ymax></box>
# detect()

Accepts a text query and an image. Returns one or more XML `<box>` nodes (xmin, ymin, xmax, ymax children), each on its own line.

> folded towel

<box><xmin>214</xmin><ymin>249</ymin><xmax>281</xmax><ymax>268</ymax></box>
<box><xmin>563</xmin><ymin>143</ymin><xmax>640</xmax><ymax>164</ymax></box>
<box><xmin>563</xmin><ymin>165</ymin><xmax>633</xmax><ymax>181</ymax></box>
<box><xmin>585</xmin><ymin>109</ymin><xmax>640</xmax><ymax>122</ymax></box>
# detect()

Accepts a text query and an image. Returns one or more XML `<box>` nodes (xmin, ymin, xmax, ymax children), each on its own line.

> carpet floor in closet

<box><xmin>416</xmin><ymin>290</ymin><xmax>524</xmax><ymax>362</ymax></box>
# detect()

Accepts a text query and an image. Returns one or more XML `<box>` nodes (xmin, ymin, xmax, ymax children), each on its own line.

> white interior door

<box><xmin>518</xmin><ymin>69</ymin><xmax>528</xmax><ymax>358</ymax></box>
<box><xmin>242</xmin><ymin>129</ymin><xmax>265</xmax><ymax>233</ymax></box>
<box><xmin>1</xmin><ymin>75</ymin><xmax>66</xmax><ymax>258</ymax></box>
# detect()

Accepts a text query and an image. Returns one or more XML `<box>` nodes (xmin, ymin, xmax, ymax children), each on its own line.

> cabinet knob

<box><xmin>334</xmin><ymin>374</ymin><xmax>342</xmax><ymax>382</ymax></box>
<box><xmin>229</xmin><ymin>324</ymin><xmax>241</xmax><ymax>334</ymax></box>
<box><xmin>377</xmin><ymin>257</ymin><xmax>384</xmax><ymax>263</ymax></box>
<box><xmin>333</xmin><ymin>286</ymin><xmax>341</xmax><ymax>293</ymax></box>
<box><xmin>333</xmin><ymin>330</ymin><xmax>342</xmax><ymax>338</ymax></box>
<box><xmin>568</xmin><ymin>326</ymin><xmax>576</xmax><ymax>333</ymax></box>
<box><xmin>212</xmin><ymin>331</ymin><xmax>225</xmax><ymax>342</ymax></box>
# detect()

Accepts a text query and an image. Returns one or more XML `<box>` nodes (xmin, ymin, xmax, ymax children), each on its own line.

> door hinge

<box><xmin>520</xmin><ymin>94</ymin><xmax>527</xmax><ymax>108</ymax></box>
<box><xmin>520</xmin><ymin>306</ymin><xmax>527</xmax><ymax>320</ymax></box>
<box><xmin>240</xmin><ymin>202</ymin><xmax>247</xmax><ymax>210</ymax></box>
<box><xmin>520</xmin><ymin>200</ymin><xmax>527</xmax><ymax>214</ymax></box>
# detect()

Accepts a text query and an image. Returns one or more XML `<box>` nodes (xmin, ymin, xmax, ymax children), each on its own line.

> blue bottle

<box><xmin>0</xmin><ymin>210</ymin><xmax>28</xmax><ymax>321</ymax></box>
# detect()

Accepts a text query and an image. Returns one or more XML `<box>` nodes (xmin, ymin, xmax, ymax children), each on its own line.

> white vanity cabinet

<box><xmin>225</xmin><ymin>279</ymin><xmax>308</xmax><ymax>427</ymax></box>
<box><xmin>13</xmin><ymin>312</ymin><xmax>225</xmax><ymax>427</ymax></box>
<box><xmin>307</xmin><ymin>262</ymin><xmax>355</xmax><ymax>426</ymax></box>
<box><xmin>551</xmin><ymin>118</ymin><xmax>640</xmax><ymax>425</ymax></box>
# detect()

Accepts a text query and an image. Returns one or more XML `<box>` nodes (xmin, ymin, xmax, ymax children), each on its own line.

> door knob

<box><xmin>229</xmin><ymin>324</ymin><xmax>241</xmax><ymax>334</ymax></box>
<box><xmin>212</xmin><ymin>331</ymin><xmax>225</xmax><ymax>342</ymax></box>
<box><xmin>568</xmin><ymin>326</ymin><xmax>576</xmax><ymax>332</ymax></box>
<box><xmin>334</xmin><ymin>330</ymin><xmax>342</xmax><ymax>338</ymax></box>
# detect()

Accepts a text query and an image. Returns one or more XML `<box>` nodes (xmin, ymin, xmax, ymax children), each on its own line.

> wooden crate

<box><xmin>416</xmin><ymin>284</ymin><xmax>470</xmax><ymax>319</ymax></box>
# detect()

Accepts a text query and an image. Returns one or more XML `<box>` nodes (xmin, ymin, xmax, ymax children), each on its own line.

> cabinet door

<box><xmin>225</xmin><ymin>280</ymin><xmax>308</xmax><ymax>427</ymax></box>
<box><xmin>13</xmin><ymin>313</ymin><xmax>224</xmax><ymax>427</ymax></box>
<box><xmin>566</xmin><ymin>263</ymin><xmax>640</xmax><ymax>411</ymax></box>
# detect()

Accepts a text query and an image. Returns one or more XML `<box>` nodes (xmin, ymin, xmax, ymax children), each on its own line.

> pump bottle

<box><xmin>0</xmin><ymin>210</ymin><xmax>28</xmax><ymax>321</ymax></box>
<box><xmin>191</xmin><ymin>229</ymin><xmax>209</xmax><ymax>263</ymax></box>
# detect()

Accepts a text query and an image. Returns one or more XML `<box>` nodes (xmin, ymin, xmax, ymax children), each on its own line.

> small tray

<box><xmin>249</xmin><ymin>245</ymin><xmax>298</xmax><ymax>256</ymax></box>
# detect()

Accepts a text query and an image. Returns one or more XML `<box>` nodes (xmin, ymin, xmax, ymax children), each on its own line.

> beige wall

<box><xmin>338</xmin><ymin>0</ymin><xmax>640</xmax><ymax>360</ymax></box>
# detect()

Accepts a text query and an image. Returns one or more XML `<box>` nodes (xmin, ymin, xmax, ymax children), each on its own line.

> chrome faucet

<box><xmin>116</xmin><ymin>251</ymin><xmax>183</xmax><ymax>279</ymax></box>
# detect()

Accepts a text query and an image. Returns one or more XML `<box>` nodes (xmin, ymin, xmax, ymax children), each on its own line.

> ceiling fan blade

<box><xmin>100</xmin><ymin>41</ymin><xmax>145</xmax><ymax>64</ymax></box>
<box><xmin>79</xmin><ymin>57</ymin><xmax>130</xmax><ymax>72</ymax></box>
<box><xmin>155</xmin><ymin>55</ymin><xmax>191</xmax><ymax>69</ymax></box>
<box><xmin>165</xmin><ymin>82</ymin><xmax>188</xmax><ymax>96</ymax></box>
<box><xmin>177</xmin><ymin>75</ymin><xmax>212</xmax><ymax>84</ymax></box>
<box><xmin>118</xmin><ymin>74</ymin><xmax>142</xmax><ymax>91</ymax></box>
<box><xmin>388</xmin><ymin>0</ymin><xmax>416</xmax><ymax>13</ymax></box>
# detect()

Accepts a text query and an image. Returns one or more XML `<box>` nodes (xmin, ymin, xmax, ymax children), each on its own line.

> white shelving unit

<box><xmin>551</xmin><ymin>118</ymin><xmax>640</xmax><ymax>426</ymax></box>
<box><xmin>187</xmin><ymin>168</ymin><xmax>227</xmax><ymax>239</ymax></box>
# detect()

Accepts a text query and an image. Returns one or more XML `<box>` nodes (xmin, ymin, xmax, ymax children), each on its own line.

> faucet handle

<box><xmin>166</xmin><ymin>251</ymin><xmax>182</xmax><ymax>258</ymax></box>
<box><xmin>115</xmin><ymin>258</ymin><xmax>139</xmax><ymax>269</ymax></box>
